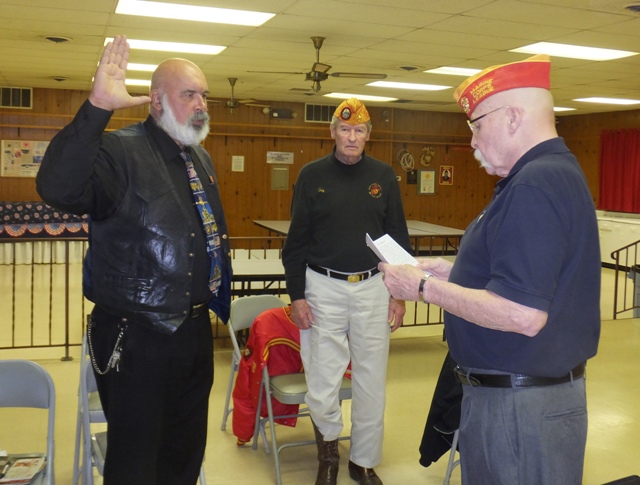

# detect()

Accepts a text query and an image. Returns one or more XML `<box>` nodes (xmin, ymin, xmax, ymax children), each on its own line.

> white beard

<box><xmin>156</xmin><ymin>94</ymin><xmax>210</xmax><ymax>147</ymax></box>
<box><xmin>474</xmin><ymin>149</ymin><xmax>493</xmax><ymax>171</ymax></box>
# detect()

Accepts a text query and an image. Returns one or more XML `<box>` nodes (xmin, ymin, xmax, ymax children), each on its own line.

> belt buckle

<box><xmin>348</xmin><ymin>273</ymin><xmax>363</xmax><ymax>283</ymax></box>
<box><xmin>190</xmin><ymin>302</ymin><xmax>206</xmax><ymax>317</ymax></box>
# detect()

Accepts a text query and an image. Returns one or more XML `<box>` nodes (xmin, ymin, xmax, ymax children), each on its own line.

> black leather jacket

<box><xmin>83</xmin><ymin>123</ymin><xmax>232</xmax><ymax>333</ymax></box>
<box><xmin>37</xmin><ymin>101</ymin><xmax>232</xmax><ymax>333</ymax></box>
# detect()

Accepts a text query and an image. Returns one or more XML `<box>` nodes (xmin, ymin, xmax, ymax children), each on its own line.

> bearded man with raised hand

<box><xmin>37</xmin><ymin>35</ymin><xmax>231</xmax><ymax>485</ymax></box>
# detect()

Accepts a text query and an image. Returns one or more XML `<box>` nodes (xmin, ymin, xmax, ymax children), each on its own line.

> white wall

<box><xmin>597</xmin><ymin>211</ymin><xmax>640</xmax><ymax>265</ymax></box>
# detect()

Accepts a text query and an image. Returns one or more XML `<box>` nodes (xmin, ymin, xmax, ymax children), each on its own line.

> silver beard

<box><xmin>156</xmin><ymin>94</ymin><xmax>210</xmax><ymax>146</ymax></box>
<box><xmin>474</xmin><ymin>149</ymin><xmax>492</xmax><ymax>171</ymax></box>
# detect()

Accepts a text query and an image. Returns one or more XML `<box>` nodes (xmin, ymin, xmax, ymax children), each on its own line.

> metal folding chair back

<box><xmin>0</xmin><ymin>359</ymin><xmax>56</xmax><ymax>485</ymax></box>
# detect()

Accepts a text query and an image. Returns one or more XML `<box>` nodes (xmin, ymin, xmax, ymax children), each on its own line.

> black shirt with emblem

<box><xmin>283</xmin><ymin>147</ymin><xmax>411</xmax><ymax>301</ymax></box>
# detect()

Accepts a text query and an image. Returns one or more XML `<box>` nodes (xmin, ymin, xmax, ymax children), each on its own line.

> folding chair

<box><xmin>73</xmin><ymin>334</ymin><xmax>107</xmax><ymax>485</ymax></box>
<box><xmin>253</xmin><ymin>364</ymin><xmax>352</xmax><ymax>485</ymax></box>
<box><xmin>74</xmin><ymin>333</ymin><xmax>207</xmax><ymax>484</ymax></box>
<box><xmin>220</xmin><ymin>295</ymin><xmax>288</xmax><ymax>431</ymax></box>
<box><xmin>0</xmin><ymin>359</ymin><xmax>56</xmax><ymax>485</ymax></box>
<box><xmin>232</xmin><ymin>307</ymin><xmax>351</xmax><ymax>485</ymax></box>
<box><xmin>74</xmin><ymin>345</ymin><xmax>107</xmax><ymax>485</ymax></box>
<box><xmin>443</xmin><ymin>429</ymin><xmax>459</xmax><ymax>485</ymax></box>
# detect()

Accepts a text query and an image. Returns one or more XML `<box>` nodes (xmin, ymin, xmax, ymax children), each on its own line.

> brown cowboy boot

<box><xmin>312</xmin><ymin>420</ymin><xmax>339</xmax><ymax>485</ymax></box>
<box><xmin>348</xmin><ymin>460</ymin><xmax>383</xmax><ymax>485</ymax></box>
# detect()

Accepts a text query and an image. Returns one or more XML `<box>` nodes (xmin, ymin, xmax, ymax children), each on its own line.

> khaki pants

<box><xmin>301</xmin><ymin>267</ymin><xmax>391</xmax><ymax>468</ymax></box>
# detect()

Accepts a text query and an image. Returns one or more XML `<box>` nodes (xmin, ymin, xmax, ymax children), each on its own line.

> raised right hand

<box><xmin>88</xmin><ymin>35</ymin><xmax>151</xmax><ymax>111</ymax></box>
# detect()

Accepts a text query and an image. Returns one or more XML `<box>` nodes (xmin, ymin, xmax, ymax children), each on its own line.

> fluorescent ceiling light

<box><xmin>125</xmin><ymin>79</ymin><xmax>151</xmax><ymax>87</ymax></box>
<box><xmin>105</xmin><ymin>38</ymin><xmax>225</xmax><ymax>55</ymax></box>
<box><xmin>511</xmin><ymin>42</ymin><xmax>638</xmax><ymax>61</ymax></box>
<box><xmin>574</xmin><ymin>97</ymin><xmax>640</xmax><ymax>105</ymax></box>
<box><xmin>553</xmin><ymin>107</ymin><xmax>575</xmax><ymax>112</ymax></box>
<box><xmin>425</xmin><ymin>66</ymin><xmax>482</xmax><ymax>76</ymax></box>
<box><xmin>127</xmin><ymin>63</ymin><xmax>157</xmax><ymax>72</ymax></box>
<box><xmin>367</xmin><ymin>81</ymin><xmax>450</xmax><ymax>91</ymax></box>
<box><xmin>116</xmin><ymin>0</ymin><xmax>275</xmax><ymax>26</ymax></box>
<box><xmin>324</xmin><ymin>93</ymin><xmax>398</xmax><ymax>102</ymax></box>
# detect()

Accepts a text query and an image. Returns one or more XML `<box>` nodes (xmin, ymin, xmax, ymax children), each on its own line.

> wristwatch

<box><xmin>418</xmin><ymin>273</ymin><xmax>433</xmax><ymax>302</ymax></box>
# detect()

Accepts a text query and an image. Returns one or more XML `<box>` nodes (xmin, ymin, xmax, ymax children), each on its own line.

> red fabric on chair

<box><xmin>232</xmin><ymin>306</ymin><xmax>303</xmax><ymax>443</ymax></box>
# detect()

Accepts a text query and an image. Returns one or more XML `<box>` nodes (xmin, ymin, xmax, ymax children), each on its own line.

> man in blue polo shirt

<box><xmin>378</xmin><ymin>54</ymin><xmax>601</xmax><ymax>484</ymax></box>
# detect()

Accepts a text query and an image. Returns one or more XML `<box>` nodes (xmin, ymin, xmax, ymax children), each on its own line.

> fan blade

<box><xmin>330</xmin><ymin>72</ymin><xmax>387</xmax><ymax>79</ymax></box>
<box><xmin>247</xmin><ymin>70</ymin><xmax>305</xmax><ymax>75</ymax></box>
<box><xmin>239</xmin><ymin>98</ymin><xmax>270</xmax><ymax>108</ymax></box>
<box><xmin>311</xmin><ymin>62</ymin><xmax>332</xmax><ymax>74</ymax></box>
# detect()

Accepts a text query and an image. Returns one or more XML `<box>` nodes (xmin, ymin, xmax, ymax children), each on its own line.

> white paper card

<box><xmin>366</xmin><ymin>233</ymin><xmax>418</xmax><ymax>266</ymax></box>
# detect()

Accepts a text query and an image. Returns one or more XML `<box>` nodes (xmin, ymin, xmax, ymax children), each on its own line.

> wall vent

<box><xmin>0</xmin><ymin>87</ymin><xmax>33</xmax><ymax>109</ymax></box>
<box><xmin>305</xmin><ymin>104</ymin><xmax>338</xmax><ymax>123</ymax></box>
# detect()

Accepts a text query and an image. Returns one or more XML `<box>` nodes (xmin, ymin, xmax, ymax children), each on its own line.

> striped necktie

<box><xmin>181</xmin><ymin>150</ymin><xmax>222</xmax><ymax>295</ymax></box>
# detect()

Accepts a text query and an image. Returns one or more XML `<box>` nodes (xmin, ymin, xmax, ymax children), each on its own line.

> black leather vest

<box><xmin>83</xmin><ymin>123</ymin><xmax>231</xmax><ymax>333</ymax></box>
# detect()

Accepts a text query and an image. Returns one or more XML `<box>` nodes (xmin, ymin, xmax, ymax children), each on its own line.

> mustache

<box><xmin>474</xmin><ymin>149</ymin><xmax>491</xmax><ymax>169</ymax></box>
<box><xmin>191</xmin><ymin>112</ymin><xmax>210</xmax><ymax>123</ymax></box>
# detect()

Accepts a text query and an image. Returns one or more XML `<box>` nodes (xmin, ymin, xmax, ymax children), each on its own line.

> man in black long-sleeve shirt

<box><xmin>36</xmin><ymin>35</ymin><xmax>231</xmax><ymax>484</ymax></box>
<box><xmin>282</xmin><ymin>98</ymin><xmax>411</xmax><ymax>485</ymax></box>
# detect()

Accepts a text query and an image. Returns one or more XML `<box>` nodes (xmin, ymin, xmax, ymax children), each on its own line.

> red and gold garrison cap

<box><xmin>453</xmin><ymin>54</ymin><xmax>551</xmax><ymax>117</ymax></box>
<box><xmin>333</xmin><ymin>98</ymin><xmax>371</xmax><ymax>125</ymax></box>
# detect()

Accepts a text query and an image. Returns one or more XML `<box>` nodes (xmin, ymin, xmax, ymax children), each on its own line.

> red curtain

<box><xmin>599</xmin><ymin>128</ymin><xmax>640</xmax><ymax>213</ymax></box>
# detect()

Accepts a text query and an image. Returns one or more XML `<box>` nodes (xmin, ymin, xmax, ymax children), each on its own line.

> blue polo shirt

<box><xmin>446</xmin><ymin>138</ymin><xmax>601</xmax><ymax>377</ymax></box>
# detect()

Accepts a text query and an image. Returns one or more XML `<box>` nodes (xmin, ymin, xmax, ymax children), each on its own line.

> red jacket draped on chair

<box><xmin>232</xmin><ymin>306</ymin><xmax>303</xmax><ymax>443</ymax></box>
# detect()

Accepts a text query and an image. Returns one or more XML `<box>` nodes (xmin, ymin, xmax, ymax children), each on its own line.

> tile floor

<box><xmin>1</xmin><ymin>268</ymin><xmax>639</xmax><ymax>484</ymax></box>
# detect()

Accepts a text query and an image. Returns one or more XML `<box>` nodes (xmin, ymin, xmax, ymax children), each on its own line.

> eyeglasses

<box><xmin>467</xmin><ymin>105</ymin><xmax>510</xmax><ymax>133</ymax></box>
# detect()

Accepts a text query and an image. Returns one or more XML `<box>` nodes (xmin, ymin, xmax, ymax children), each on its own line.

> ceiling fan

<box><xmin>249</xmin><ymin>36</ymin><xmax>387</xmax><ymax>92</ymax></box>
<box><xmin>224</xmin><ymin>77</ymin><xmax>240</xmax><ymax>113</ymax></box>
<box><xmin>216</xmin><ymin>77</ymin><xmax>270</xmax><ymax>113</ymax></box>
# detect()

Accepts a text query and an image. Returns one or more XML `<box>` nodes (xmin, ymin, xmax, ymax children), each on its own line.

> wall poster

<box><xmin>1</xmin><ymin>140</ymin><xmax>49</xmax><ymax>177</ymax></box>
<box><xmin>439</xmin><ymin>165</ymin><xmax>454</xmax><ymax>185</ymax></box>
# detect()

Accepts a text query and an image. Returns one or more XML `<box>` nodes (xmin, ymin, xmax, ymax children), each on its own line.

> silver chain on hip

<box><xmin>87</xmin><ymin>315</ymin><xmax>127</xmax><ymax>375</ymax></box>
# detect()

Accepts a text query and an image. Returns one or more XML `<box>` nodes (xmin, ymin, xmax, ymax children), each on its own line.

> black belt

<box><xmin>189</xmin><ymin>302</ymin><xmax>209</xmax><ymax>318</ymax></box>
<box><xmin>308</xmin><ymin>264</ymin><xmax>380</xmax><ymax>283</ymax></box>
<box><xmin>454</xmin><ymin>363</ymin><xmax>586</xmax><ymax>388</ymax></box>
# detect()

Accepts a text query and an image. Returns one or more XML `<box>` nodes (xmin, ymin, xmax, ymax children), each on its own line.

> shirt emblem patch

<box><xmin>369</xmin><ymin>183</ymin><xmax>382</xmax><ymax>198</ymax></box>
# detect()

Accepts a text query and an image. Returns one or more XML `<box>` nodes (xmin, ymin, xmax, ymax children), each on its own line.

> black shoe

<box><xmin>348</xmin><ymin>460</ymin><xmax>382</xmax><ymax>485</ymax></box>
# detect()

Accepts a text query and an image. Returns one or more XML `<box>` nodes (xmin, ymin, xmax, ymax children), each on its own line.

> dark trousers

<box><xmin>459</xmin><ymin>377</ymin><xmax>587</xmax><ymax>485</ymax></box>
<box><xmin>90</xmin><ymin>306</ymin><xmax>214</xmax><ymax>485</ymax></box>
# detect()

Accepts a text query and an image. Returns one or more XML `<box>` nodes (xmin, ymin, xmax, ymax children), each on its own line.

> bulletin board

<box><xmin>1</xmin><ymin>140</ymin><xmax>49</xmax><ymax>177</ymax></box>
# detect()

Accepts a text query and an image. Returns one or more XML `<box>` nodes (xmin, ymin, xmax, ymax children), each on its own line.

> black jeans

<box><xmin>90</xmin><ymin>306</ymin><xmax>214</xmax><ymax>485</ymax></box>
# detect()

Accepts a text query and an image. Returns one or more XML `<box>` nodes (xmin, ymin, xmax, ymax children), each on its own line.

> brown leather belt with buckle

<box><xmin>308</xmin><ymin>264</ymin><xmax>380</xmax><ymax>283</ymax></box>
<box><xmin>454</xmin><ymin>363</ymin><xmax>586</xmax><ymax>388</ymax></box>
<box><xmin>189</xmin><ymin>302</ymin><xmax>209</xmax><ymax>318</ymax></box>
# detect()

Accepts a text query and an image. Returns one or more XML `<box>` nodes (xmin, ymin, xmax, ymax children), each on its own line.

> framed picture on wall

<box><xmin>417</xmin><ymin>170</ymin><xmax>436</xmax><ymax>194</ymax></box>
<box><xmin>439</xmin><ymin>165</ymin><xmax>454</xmax><ymax>185</ymax></box>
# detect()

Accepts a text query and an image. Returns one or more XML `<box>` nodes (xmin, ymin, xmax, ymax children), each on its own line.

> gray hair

<box><xmin>330</xmin><ymin>115</ymin><xmax>372</xmax><ymax>133</ymax></box>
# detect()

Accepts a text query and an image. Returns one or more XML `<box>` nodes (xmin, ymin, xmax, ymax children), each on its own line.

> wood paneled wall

<box><xmin>1</xmin><ymin>87</ymin><xmax>621</xmax><ymax>239</ymax></box>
